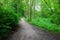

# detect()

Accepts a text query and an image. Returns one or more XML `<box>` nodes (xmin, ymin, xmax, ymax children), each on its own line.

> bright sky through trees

<box><xmin>35</xmin><ymin>5</ymin><xmax>41</xmax><ymax>11</ymax></box>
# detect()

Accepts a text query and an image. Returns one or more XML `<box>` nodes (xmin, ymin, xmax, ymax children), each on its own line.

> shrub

<box><xmin>0</xmin><ymin>7</ymin><xmax>20</xmax><ymax>28</ymax></box>
<box><xmin>0</xmin><ymin>25</ymin><xmax>12</xmax><ymax>38</ymax></box>
<box><xmin>0</xmin><ymin>7</ymin><xmax>20</xmax><ymax>38</ymax></box>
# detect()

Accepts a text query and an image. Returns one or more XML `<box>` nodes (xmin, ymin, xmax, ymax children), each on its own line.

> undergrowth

<box><xmin>25</xmin><ymin>17</ymin><xmax>60</xmax><ymax>34</ymax></box>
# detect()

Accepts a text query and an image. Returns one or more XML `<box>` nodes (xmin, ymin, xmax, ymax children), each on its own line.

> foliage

<box><xmin>0</xmin><ymin>7</ymin><xmax>20</xmax><ymax>38</ymax></box>
<box><xmin>29</xmin><ymin>18</ymin><xmax>60</xmax><ymax>34</ymax></box>
<box><xmin>0</xmin><ymin>25</ymin><xmax>12</xmax><ymax>38</ymax></box>
<box><xmin>0</xmin><ymin>7</ymin><xmax>19</xmax><ymax>27</ymax></box>
<box><xmin>24</xmin><ymin>0</ymin><xmax>60</xmax><ymax>34</ymax></box>
<box><xmin>0</xmin><ymin>0</ymin><xmax>60</xmax><ymax>38</ymax></box>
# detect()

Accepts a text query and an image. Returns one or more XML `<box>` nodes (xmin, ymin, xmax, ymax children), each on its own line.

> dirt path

<box><xmin>7</xmin><ymin>18</ymin><xmax>58</xmax><ymax>40</ymax></box>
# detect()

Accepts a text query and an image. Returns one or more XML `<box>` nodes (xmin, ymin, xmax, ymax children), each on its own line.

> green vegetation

<box><xmin>0</xmin><ymin>0</ymin><xmax>22</xmax><ymax>38</ymax></box>
<box><xmin>24</xmin><ymin>0</ymin><xmax>60</xmax><ymax>34</ymax></box>
<box><xmin>29</xmin><ymin>18</ymin><xmax>60</xmax><ymax>34</ymax></box>
<box><xmin>0</xmin><ymin>7</ymin><xmax>19</xmax><ymax>26</ymax></box>
<box><xmin>0</xmin><ymin>7</ymin><xmax>20</xmax><ymax>38</ymax></box>
<box><xmin>0</xmin><ymin>0</ymin><xmax>60</xmax><ymax>39</ymax></box>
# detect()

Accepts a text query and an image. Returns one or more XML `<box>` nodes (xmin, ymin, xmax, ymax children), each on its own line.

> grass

<box><xmin>25</xmin><ymin>17</ymin><xmax>60</xmax><ymax>34</ymax></box>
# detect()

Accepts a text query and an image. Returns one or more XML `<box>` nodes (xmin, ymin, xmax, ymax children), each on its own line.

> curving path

<box><xmin>7</xmin><ymin>18</ymin><xmax>58</xmax><ymax>40</ymax></box>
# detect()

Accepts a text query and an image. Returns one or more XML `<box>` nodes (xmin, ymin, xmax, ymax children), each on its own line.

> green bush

<box><xmin>0</xmin><ymin>25</ymin><xmax>12</xmax><ymax>38</ymax></box>
<box><xmin>0</xmin><ymin>7</ymin><xmax>20</xmax><ymax>27</ymax></box>
<box><xmin>0</xmin><ymin>7</ymin><xmax>20</xmax><ymax>38</ymax></box>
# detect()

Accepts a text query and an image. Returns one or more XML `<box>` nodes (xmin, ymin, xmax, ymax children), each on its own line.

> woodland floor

<box><xmin>6</xmin><ymin>18</ymin><xmax>59</xmax><ymax>40</ymax></box>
